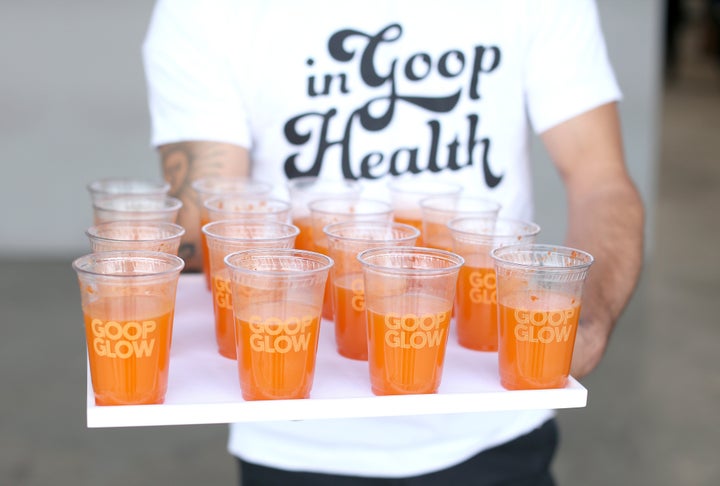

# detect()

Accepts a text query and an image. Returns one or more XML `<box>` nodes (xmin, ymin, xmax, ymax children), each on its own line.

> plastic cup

<box><xmin>73</xmin><ymin>250</ymin><xmax>184</xmax><ymax>405</ymax></box>
<box><xmin>310</xmin><ymin>197</ymin><xmax>393</xmax><ymax>321</ymax></box>
<box><xmin>87</xmin><ymin>178</ymin><xmax>170</xmax><ymax>203</ymax></box>
<box><xmin>358</xmin><ymin>247</ymin><xmax>464</xmax><ymax>395</ymax></box>
<box><xmin>85</xmin><ymin>221</ymin><xmax>186</xmax><ymax>255</ymax></box>
<box><xmin>225</xmin><ymin>249</ymin><xmax>333</xmax><ymax>400</ymax></box>
<box><xmin>448</xmin><ymin>217</ymin><xmax>541</xmax><ymax>351</ymax></box>
<box><xmin>420</xmin><ymin>196</ymin><xmax>501</xmax><ymax>251</ymax></box>
<box><xmin>92</xmin><ymin>195</ymin><xmax>183</xmax><ymax>224</ymax></box>
<box><xmin>323</xmin><ymin>221</ymin><xmax>420</xmax><ymax>360</ymax></box>
<box><xmin>387</xmin><ymin>179</ymin><xmax>462</xmax><ymax>247</ymax></box>
<box><xmin>201</xmin><ymin>195</ymin><xmax>292</xmax><ymax>289</ymax></box>
<box><xmin>192</xmin><ymin>177</ymin><xmax>274</xmax><ymax>288</ymax></box>
<box><xmin>491</xmin><ymin>244</ymin><xmax>593</xmax><ymax>390</ymax></box>
<box><xmin>202</xmin><ymin>221</ymin><xmax>299</xmax><ymax>360</ymax></box>
<box><xmin>286</xmin><ymin>177</ymin><xmax>362</xmax><ymax>252</ymax></box>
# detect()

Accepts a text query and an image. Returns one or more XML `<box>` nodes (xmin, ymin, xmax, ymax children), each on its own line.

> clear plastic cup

<box><xmin>225</xmin><ymin>249</ymin><xmax>333</xmax><ymax>400</ymax></box>
<box><xmin>358</xmin><ymin>247</ymin><xmax>464</xmax><ymax>395</ymax></box>
<box><xmin>204</xmin><ymin>195</ymin><xmax>292</xmax><ymax>224</ymax></box>
<box><xmin>491</xmin><ymin>244</ymin><xmax>593</xmax><ymax>390</ymax></box>
<box><xmin>191</xmin><ymin>177</ymin><xmax>274</xmax><ymax>287</ymax></box>
<box><xmin>87</xmin><ymin>178</ymin><xmax>170</xmax><ymax>203</ymax></box>
<box><xmin>85</xmin><ymin>221</ymin><xmax>186</xmax><ymax>255</ymax></box>
<box><xmin>202</xmin><ymin>221</ymin><xmax>299</xmax><ymax>360</ymax></box>
<box><xmin>448</xmin><ymin>217</ymin><xmax>541</xmax><ymax>351</ymax></box>
<box><xmin>310</xmin><ymin>197</ymin><xmax>393</xmax><ymax>321</ymax></box>
<box><xmin>387</xmin><ymin>179</ymin><xmax>462</xmax><ymax>247</ymax></box>
<box><xmin>323</xmin><ymin>221</ymin><xmax>420</xmax><ymax>360</ymax></box>
<box><xmin>286</xmin><ymin>177</ymin><xmax>362</xmax><ymax>252</ymax></box>
<box><xmin>92</xmin><ymin>195</ymin><xmax>183</xmax><ymax>224</ymax></box>
<box><xmin>420</xmin><ymin>195</ymin><xmax>501</xmax><ymax>251</ymax></box>
<box><xmin>73</xmin><ymin>250</ymin><xmax>184</xmax><ymax>405</ymax></box>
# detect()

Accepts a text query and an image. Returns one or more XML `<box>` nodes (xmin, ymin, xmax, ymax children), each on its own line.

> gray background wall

<box><xmin>0</xmin><ymin>0</ymin><xmax>662</xmax><ymax>259</ymax></box>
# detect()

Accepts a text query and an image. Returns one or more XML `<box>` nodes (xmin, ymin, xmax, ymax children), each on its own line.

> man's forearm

<box><xmin>158</xmin><ymin>141</ymin><xmax>250</xmax><ymax>271</ymax></box>
<box><xmin>564</xmin><ymin>178</ymin><xmax>644</xmax><ymax>378</ymax></box>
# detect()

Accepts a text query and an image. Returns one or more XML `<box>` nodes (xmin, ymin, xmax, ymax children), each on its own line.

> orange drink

<box><xmin>310</xmin><ymin>197</ymin><xmax>393</xmax><ymax>321</ymax></box>
<box><xmin>292</xmin><ymin>215</ymin><xmax>315</xmax><ymax>251</ymax></box>
<box><xmin>388</xmin><ymin>179</ymin><xmax>462</xmax><ymax>248</ymax></box>
<box><xmin>324</xmin><ymin>221</ymin><xmax>419</xmax><ymax>360</ymax></box>
<box><xmin>225</xmin><ymin>249</ymin><xmax>332</xmax><ymax>400</ymax></box>
<box><xmin>492</xmin><ymin>244</ymin><xmax>593</xmax><ymax>390</ymax></box>
<box><xmin>455</xmin><ymin>264</ymin><xmax>498</xmax><ymax>351</ymax></box>
<box><xmin>73</xmin><ymin>251</ymin><xmax>184</xmax><ymax>405</ymax></box>
<box><xmin>359</xmin><ymin>247</ymin><xmax>463</xmax><ymax>395</ymax></box>
<box><xmin>497</xmin><ymin>292</ymin><xmax>581</xmax><ymax>389</ymax></box>
<box><xmin>367</xmin><ymin>295</ymin><xmax>452</xmax><ymax>395</ymax></box>
<box><xmin>420</xmin><ymin>195</ymin><xmax>500</xmax><ymax>251</ymax></box>
<box><xmin>448</xmin><ymin>217</ymin><xmax>540</xmax><ymax>351</ymax></box>
<box><xmin>236</xmin><ymin>303</ymin><xmax>320</xmax><ymax>400</ymax></box>
<box><xmin>83</xmin><ymin>297</ymin><xmax>174</xmax><ymax>405</ymax></box>
<box><xmin>203</xmin><ymin>221</ymin><xmax>299</xmax><ymax>359</ymax></box>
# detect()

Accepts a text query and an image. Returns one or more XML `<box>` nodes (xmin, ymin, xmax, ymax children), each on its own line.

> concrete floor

<box><xmin>2</xmin><ymin>27</ymin><xmax>719</xmax><ymax>486</ymax></box>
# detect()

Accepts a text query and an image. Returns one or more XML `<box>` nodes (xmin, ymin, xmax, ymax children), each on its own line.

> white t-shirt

<box><xmin>143</xmin><ymin>0</ymin><xmax>620</xmax><ymax>477</ymax></box>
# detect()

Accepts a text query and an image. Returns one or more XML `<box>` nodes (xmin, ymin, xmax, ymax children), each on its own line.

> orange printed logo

<box><xmin>90</xmin><ymin>319</ymin><xmax>156</xmax><ymax>358</ymax></box>
<box><xmin>248</xmin><ymin>315</ymin><xmax>314</xmax><ymax>353</ymax></box>
<box><xmin>384</xmin><ymin>312</ymin><xmax>448</xmax><ymax>349</ymax></box>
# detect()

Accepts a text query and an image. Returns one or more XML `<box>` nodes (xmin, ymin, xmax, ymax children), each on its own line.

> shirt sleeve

<box><xmin>142</xmin><ymin>0</ymin><xmax>251</xmax><ymax>148</ymax></box>
<box><xmin>524</xmin><ymin>0</ymin><xmax>621</xmax><ymax>134</ymax></box>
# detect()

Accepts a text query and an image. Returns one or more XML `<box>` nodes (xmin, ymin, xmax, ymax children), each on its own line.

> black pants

<box><xmin>238</xmin><ymin>418</ymin><xmax>558</xmax><ymax>486</ymax></box>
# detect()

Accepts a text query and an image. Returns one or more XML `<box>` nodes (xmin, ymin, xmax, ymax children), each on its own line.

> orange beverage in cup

<box><xmin>455</xmin><ymin>264</ymin><xmax>498</xmax><ymax>351</ymax></box>
<box><xmin>203</xmin><ymin>221</ymin><xmax>299</xmax><ymax>359</ymax></box>
<box><xmin>225</xmin><ymin>249</ymin><xmax>332</xmax><ymax>400</ymax></box>
<box><xmin>287</xmin><ymin>176</ymin><xmax>361</xmax><ymax>249</ymax></box>
<box><xmin>359</xmin><ymin>247</ymin><xmax>463</xmax><ymax>395</ymax></box>
<box><xmin>366</xmin><ymin>295</ymin><xmax>452</xmax><ymax>395</ymax></box>
<box><xmin>492</xmin><ymin>244</ymin><xmax>593</xmax><ymax>390</ymax></box>
<box><xmin>449</xmin><ymin>218</ymin><xmax>540</xmax><ymax>351</ymax></box>
<box><xmin>332</xmin><ymin>274</ymin><xmax>367</xmax><ymax>359</ymax></box>
<box><xmin>497</xmin><ymin>292</ymin><xmax>581</xmax><ymax>389</ymax></box>
<box><xmin>388</xmin><ymin>179</ymin><xmax>462</xmax><ymax>247</ymax></box>
<box><xmin>73</xmin><ymin>251</ymin><xmax>184</xmax><ymax>405</ymax></box>
<box><xmin>324</xmin><ymin>221</ymin><xmax>419</xmax><ymax>360</ymax></box>
<box><xmin>236</xmin><ymin>303</ymin><xmax>321</xmax><ymax>400</ymax></box>
<box><xmin>83</xmin><ymin>297</ymin><xmax>174</xmax><ymax>405</ymax></box>
<box><xmin>420</xmin><ymin>196</ymin><xmax>500</xmax><ymax>251</ymax></box>
<box><xmin>310</xmin><ymin>197</ymin><xmax>393</xmax><ymax>321</ymax></box>
<box><xmin>85</xmin><ymin>221</ymin><xmax>185</xmax><ymax>255</ymax></box>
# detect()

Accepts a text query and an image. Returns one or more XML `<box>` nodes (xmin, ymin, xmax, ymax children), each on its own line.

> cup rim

<box><xmin>92</xmin><ymin>195</ymin><xmax>183</xmax><ymax>212</ymax></box>
<box><xmin>285</xmin><ymin>176</ymin><xmax>362</xmax><ymax>192</ymax></box>
<box><xmin>357</xmin><ymin>246</ymin><xmax>465</xmax><ymax>275</ymax></box>
<box><xmin>490</xmin><ymin>243</ymin><xmax>593</xmax><ymax>271</ymax></box>
<box><xmin>72</xmin><ymin>250</ymin><xmax>185</xmax><ymax>278</ymax></box>
<box><xmin>419</xmin><ymin>195</ymin><xmax>502</xmax><ymax>214</ymax></box>
<box><xmin>85</xmin><ymin>221</ymin><xmax>186</xmax><ymax>243</ymax></box>
<box><xmin>191</xmin><ymin>176</ymin><xmax>273</xmax><ymax>196</ymax></box>
<box><xmin>323</xmin><ymin>220</ymin><xmax>420</xmax><ymax>243</ymax></box>
<box><xmin>203</xmin><ymin>195</ymin><xmax>291</xmax><ymax>215</ymax></box>
<box><xmin>224</xmin><ymin>248</ymin><xmax>334</xmax><ymax>277</ymax></box>
<box><xmin>86</xmin><ymin>177</ymin><xmax>170</xmax><ymax>196</ymax></box>
<box><xmin>387</xmin><ymin>178</ymin><xmax>463</xmax><ymax>196</ymax></box>
<box><xmin>447</xmin><ymin>216</ymin><xmax>541</xmax><ymax>239</ymax></box>
<box><xmin>308</xmin><ymin>197</ymin><xmax>392</xmax><ymax>217</ymax></box>
<box><xmin>202</xmin><ymin>220</ymin><xmax>300</xmax><ymax>242</ymax></box>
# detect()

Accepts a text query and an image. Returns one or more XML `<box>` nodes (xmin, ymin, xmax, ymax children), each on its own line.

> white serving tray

<box><xmin>86</xmin><ymin>274</ymin><xmax>587</xmax><ymax>428</ymax></box>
